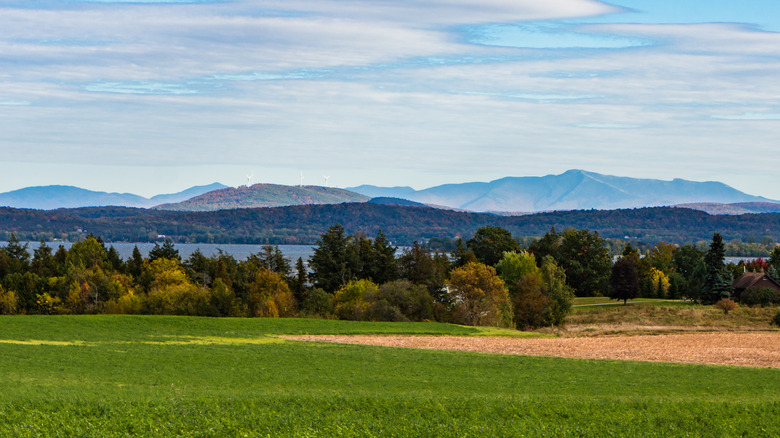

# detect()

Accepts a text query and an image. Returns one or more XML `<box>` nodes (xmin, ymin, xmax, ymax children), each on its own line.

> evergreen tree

<box><xmin>289</xmin><ymin>257</ymin><xmax>308</xmax><ymax>303</ymax></box>
<box><xmin>106</xmin><ymin>246</ymin><xmax>124</xmax><ymax>272</ymax></box>
<box><xmin>183</xmin><ymin>249</ymin><xmax>214</xmax><ymax>286</ymax></box>
<box><xmin>148</xmin><ymin>240</ymin><xmax>180</xmax><ymax>262</ymax></box>
<box><xmin>368</xmin><ymin>230</ymin><xmax>398</xmax><ymax>284</ymax></box>
<box><xmin>399</xmin><ymin>242</ymin><xmax>448</xmax><ymax>302</ymax></box>
<box><xmin>0</xmin><ymin>234</ymin><xmax>30</xmax><ymax>276</ymax></box>
<box><xmin>309</xmin><ymin>224</ymin><xmax>354</xmax><ymax>293</ymax></box>
<box><xmin>126</xmin><ymin>246</ymin><xmax>145</xmax><ymax>279</ymax></box>
<box><xmin>250</xmin><ymin>245</ymin><xmax>292</xmax><ymax>280</ymax></box>
<box><xmin>450</xmin><ymin>238</ymin><xmax>476</xmax><ymax>269</ymax></box>
<box><xmin>31</xmin><ymin>239</ymin><xmax>55</xmax><ymax>277</ymax></box>
<box><xmin>702</xmin><ymin>233</ymin><xmax>732</xmax><ymax>303</ymax></box>
<box><xmin>769</xmin><ymin>246</ymin><xmax>780</xmax><ymax>281</ymax></box>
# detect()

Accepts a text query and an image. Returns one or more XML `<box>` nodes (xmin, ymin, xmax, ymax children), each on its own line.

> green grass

<box><xmin>0</xmin><ymin>315</ymin><xmax>778</xmax><ymax>437</ymax></box>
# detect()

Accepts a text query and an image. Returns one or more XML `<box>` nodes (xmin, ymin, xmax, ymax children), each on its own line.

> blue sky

<box><xmin>1</xmin><ymin>0</ymin><xmax>779</xmax><ymax>199</ymax></box>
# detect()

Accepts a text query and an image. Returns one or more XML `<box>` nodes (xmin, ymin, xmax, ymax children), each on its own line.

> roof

<box><xmin>733</xmin><ymin>272</ymin><xmax>780</xmax><ymax>290</ymax></box>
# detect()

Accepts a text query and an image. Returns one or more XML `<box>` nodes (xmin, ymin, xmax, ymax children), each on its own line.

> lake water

<box><xmin>4</xmin><ymin>242</ymin><xmax>316</xmax><ymax>263</ymax></box>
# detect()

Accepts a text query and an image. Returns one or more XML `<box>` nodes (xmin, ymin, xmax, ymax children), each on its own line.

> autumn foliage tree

<box><xmin>247</xmin><ymin>268</ymin><xmax>296</xmax><ymax>318</ymax></box>
<box><xmin>447</xmin><ymin>262</ymin><xmax>513</xmax><ymax>328</ymax></box>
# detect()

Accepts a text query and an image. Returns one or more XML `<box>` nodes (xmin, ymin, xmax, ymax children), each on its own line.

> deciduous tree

<box><xmin>466</xmin><ymin>226</ymin><xmax>520</xmax><ymax>267</ymax></box>
<box><xmin>609</xmin><ymin>257</ymin><xmax>640</xmax><ymax>304</ymax></box>
<box><xmin>447</xmin><ymin>262</ymin><xmax>513</xmax><ymax>328</ymax></box>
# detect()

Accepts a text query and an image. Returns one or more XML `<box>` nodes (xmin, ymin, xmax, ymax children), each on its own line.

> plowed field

<box><xmin>286</xmin><ymin>332</ymin><xmax>780</xmax><ymax>367</ymax></box>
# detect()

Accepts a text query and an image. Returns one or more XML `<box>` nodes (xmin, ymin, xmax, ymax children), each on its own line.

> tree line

<box><xmin>0</xmin><ymin>225</ymin><xmax>777</xmax><ymax>328</ymax></box>
<box><xmin>1</xmin><ymin>203</ymin><xmax>780</xmax><ymax>248</ymax></box>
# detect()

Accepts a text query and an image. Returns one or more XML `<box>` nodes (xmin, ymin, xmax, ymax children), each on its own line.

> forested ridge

<box><xmin>0</xmin><ymin>203</ymin><xmax>779</xmax><ymax>245</ymax></box>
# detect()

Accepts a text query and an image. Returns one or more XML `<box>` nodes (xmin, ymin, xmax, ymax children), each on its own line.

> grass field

<box><xmin>0</xmin><ymin>315</ymin><xmax>778</xmax><ymax>437</ymax></box>
<box><xmin>572</xmin><ymin>297</ymin><xmax>689</xmax><ymax>306</ymax></box>
<box><xmin>561</xmin><ymin>301</ymin><xmax>780</xmax><ymax>336</ymax></box>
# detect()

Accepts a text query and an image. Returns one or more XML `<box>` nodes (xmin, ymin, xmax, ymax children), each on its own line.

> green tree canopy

<box><xmin>609</xmin><ymin>257</ymin><xmax>640</xmax><ymax>304</ymax></box>
<box><xmin>466</xmin><ymin>226</ymin><xmax>520</xmax><ymax>267</ymax></box>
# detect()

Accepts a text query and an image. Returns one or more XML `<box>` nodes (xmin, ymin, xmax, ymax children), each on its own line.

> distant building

<box><xmin>732</xmin><ymin>272</ymin><xmax>780</xmax><ymax>300</ymax></box>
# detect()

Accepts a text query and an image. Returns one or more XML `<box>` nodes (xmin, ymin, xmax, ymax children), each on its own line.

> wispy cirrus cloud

<box><xmin>0</xmin><ymin>0</ymin><xmax>779</xmax><ymax>199</ymax></box>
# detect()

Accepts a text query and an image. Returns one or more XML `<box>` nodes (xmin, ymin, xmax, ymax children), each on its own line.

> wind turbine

<box><xmin>323</xmin><ymin>175</ymin><xmax>330</xmax><ymax>187</ymax></box>
<box><xmin>246</xmin><ymin>173</ymin><xmax>254</xmax><ymax>187</ymax></box>
<box><xmin>299</xmin><ymin>170</ymin><xmax>304</xmax><ymax>187</ymax></box>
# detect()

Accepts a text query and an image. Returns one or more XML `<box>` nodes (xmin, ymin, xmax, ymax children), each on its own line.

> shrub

<box><xmin>333</xmin><ymin>279</ymin><xmax>378</xmax><ymax>321</ymax></box>
<box><xmin>773</xmin><ymin>310</ymin><xmax>780</xmax><ymax>327</ymax></box>
<box><xmin>714</xmin><ymin>298</ymin><xmax>738</xmax><ymax>314</ymax></box>
<box><xmin>0</xmin><ymin>285</ymin><xmax>19</xmax><ymax>315</ymax></box>
<box><xmin>740</xmin><ymin>287</ymin><xmax>780</xmax><ymax>307</ymax></box>
<box><xmin>299</xmin><ymin>288</ymin><xmax>334</xmax><ymax>318</ymax></box>
<box><xmin>104</xmin><ymin>291</ymin><xmax>145</xmax><ymax>314</ymax></box>
<box><xmin>364</xmin><ymin>280</ymin><xmax>433</xmax><ymax>322</ymax></box>
<box><xmin>145</xmin><ymin>284</ymin><xmax>213</xmax><ymax>316</ymax></box>
<box><xmin>36</xmin><ymin>293</ymin><xmax>66</xmax><ymax>315</ymax></box>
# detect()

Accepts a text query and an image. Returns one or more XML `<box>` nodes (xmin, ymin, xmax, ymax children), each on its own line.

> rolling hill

<box><xmin>348</xmin><ymin>170</ymin><xmax>778</xmax><ymax>212</ymax></box>
<box><xmin>674</xmin><ymin>202</ymin><xmax>780</xmax><ymax>215</ymax></box>
<box><xmin>2</xmin><ymin>203</ymin><xmax>779</xmax><ymax>246</ymax></box>
<box><xmin>154</xmin><ymin>184</ymin><xmax>370</xmax><ymax>211</ymax></box>
<box><xmin>0</xmin><ymin>183</ymin><xmax>227</xmax><ymax>210</ymax></box>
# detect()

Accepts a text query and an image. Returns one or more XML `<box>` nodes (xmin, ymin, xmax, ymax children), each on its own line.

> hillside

<box><xmin>674</xmin><ymin>202</ymin><xmax>780</xmax><ymax>215</ymax></box>
<box><xmin>0</xmin><ymin>183</ymin><xmax>227</xmax><ymax>210</ymax></box>
<box><xmin>2</xmin><ymin>203</ymin><xmax>780</xmax><ymax>246</ymax></box>
<box><xmin>154</xmin><ymin>184</ymin><xmax>369</xmax><ymax>211</ymax></box>
<box><xmin>348</xmin><ymin>170</ymin><xmax>778</xmax><ymax>212</ymax></box>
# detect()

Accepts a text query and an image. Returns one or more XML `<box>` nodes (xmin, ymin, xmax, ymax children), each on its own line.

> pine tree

<box><xmin>702</xmin><ymin>233</ymin><xmax>732</xmax><ymax>303</ymax></box>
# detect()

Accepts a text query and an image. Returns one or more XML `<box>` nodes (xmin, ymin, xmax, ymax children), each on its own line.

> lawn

<box><xmin>0</xmin><ymin>315</ymin><xmax>778</xmax><ymax>437</ymax></box>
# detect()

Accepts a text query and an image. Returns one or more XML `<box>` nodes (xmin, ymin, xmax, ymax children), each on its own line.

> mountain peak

<box><xmin>348</xmin><ymin>171</ymin><xmax>777</xmax><ymax>213</ymax></box>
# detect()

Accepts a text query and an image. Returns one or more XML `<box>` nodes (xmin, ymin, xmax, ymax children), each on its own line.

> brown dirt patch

<box><xmin>284</xmin><ymin>333</ymin><xmax>780</xmax><ymax>368</ymax></box>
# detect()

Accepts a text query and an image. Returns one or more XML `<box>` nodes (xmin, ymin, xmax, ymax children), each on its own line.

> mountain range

<box><xmin>347</xmin><ymin>170</ymin><xmax>778</xmax><ymax>212</ymax></box>
<box><xmin>0</xmin><ymin>183</ymin><xmax>228</xmax><ymax>210</ymax></box>
<box><xmin>155</xmin><ymin>184</ymin><xmax>369</xmax><ymax>211</ymax></box>
<box><xmin>0</xmin><ymin>170</ymin><xmax>776</xmax><ymax>212</ymax></box>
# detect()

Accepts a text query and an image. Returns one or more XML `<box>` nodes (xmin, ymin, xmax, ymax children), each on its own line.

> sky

<box><xmin>1</xmin><ymin>0</ymin><xmax>780</xmax><ymax>198</ymax></box>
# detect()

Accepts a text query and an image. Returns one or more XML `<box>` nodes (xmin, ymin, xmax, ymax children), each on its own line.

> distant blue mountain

<box><xmin>367</xmin><ymin>197</ymin><xmax>427</xmax><ymax>207</ymax></box>
<box><xmin>0</xmin><ymin>183</ymin><xmax>228</xmax><ymax>210</ymax></box>
<box><xmin>348</xmin><ymin>170</ymin><xmax>779</xmax><ymax>212</ymax></box>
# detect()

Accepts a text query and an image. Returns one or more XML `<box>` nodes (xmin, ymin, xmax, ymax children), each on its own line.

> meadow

<box><xmin>0</xmin><ymin>315</ymin><xmax>778</xmax><ymax>437</ymax></box>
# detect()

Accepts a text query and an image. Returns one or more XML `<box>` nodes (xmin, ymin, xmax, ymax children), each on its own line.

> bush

<box><xmin>104</xmin><ymin>291</ymin><xmax>145</xmax><ymax>314</ymax></box>
<box><xmin>145</xmin><ymin>284</ymin><xmax>213</xmax><ymax>316</ymax></box>
<box><xmin>714</xmin><ymin>298</ymin><xmax>738</xmax><ymax>314</ymax></box>
<box><xmin>299</xmin><ymin>288</ymin><xmax>334</xmax><ymax>318</ymax></box>
<box><xmin>333</xmin><ymin>279</ymin><xmax>378</xmax><ymax>320</ymax></box>
<box><xmin>0</xmin><ymin>285</ymin><xmax>19</xmax><ymax>315</ymax></box>
<box><xmin>772</xmin><ymin>310</ymin><xmax>780</xmax><ymax>327</ymax></box>
<box><xmin>740</xmin><ymin>287</ymin><xmax>780</xmax><ymax>307</ymax></box>
<box><xmin>364</xmin><ymin>280</ymin><xmax>433</xmax><ymax>322</ymax></box>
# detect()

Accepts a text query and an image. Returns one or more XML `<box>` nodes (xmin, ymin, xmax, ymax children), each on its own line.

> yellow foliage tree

<box><xmin>0</xmin><ymin>285</ymin><xmax>19</xmax><ymax>315</ymax></box>
<box><xmin>247</xmin><ymin>268</ymin><xmax>296</xmax><ymax>318</ymax></box>
<box><xmin>332</xmin><ymin>279</ymin><xmax>379</xmax><ymax>320</ymax></box>
<box><xmin>649</xmin><ymin>267</ymin><xmax>670</xmax><ymax>299</ymax></box>
<box><xmin>447</xmin><ymin>262</ymin><xmax>513</xmax><ymax>328</ymax></box>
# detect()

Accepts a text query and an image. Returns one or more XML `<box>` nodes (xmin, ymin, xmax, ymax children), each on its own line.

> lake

<box><xmin>4</xmin><ymin>242</ymin><xmax>316</xmax><ymax>263</ymax></box>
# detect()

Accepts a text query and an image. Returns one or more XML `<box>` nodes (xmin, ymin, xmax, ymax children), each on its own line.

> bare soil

<box><xmin>285</xmin><ymin>333</ymin><xmax>780</xmax><ymax>368</ymax></box>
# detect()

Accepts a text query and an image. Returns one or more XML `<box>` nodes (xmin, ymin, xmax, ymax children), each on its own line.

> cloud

<box><xmin>0</xmin><ymin>0</ymin><xmax>779</xmax><ymax>199</ymax></box>
<box><xmin>576</xmin><ymin>123</ymin><xmax>641</xmax><ymax>129</ymax></box>
<box><xmin>711</xmin><ymin>113</ymin><xmax>780</xmax><ymax>121</ymax></box>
